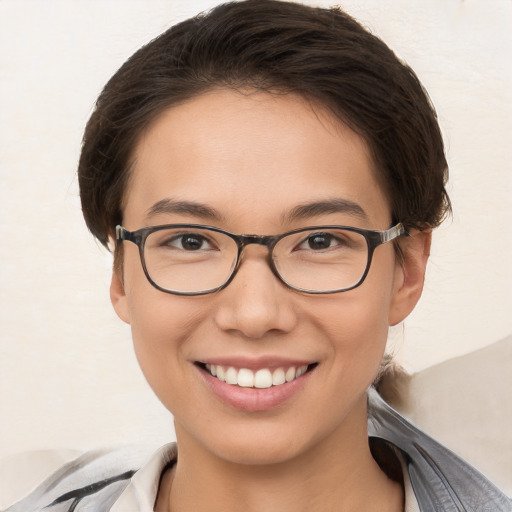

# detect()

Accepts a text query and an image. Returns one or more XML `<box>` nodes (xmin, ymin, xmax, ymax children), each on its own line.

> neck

<box><xmin>158</xmin><ymin>397</ymin><xmax>403</xmax><ymax>512</ymax></box>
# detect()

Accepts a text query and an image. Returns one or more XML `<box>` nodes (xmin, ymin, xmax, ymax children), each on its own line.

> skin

<box><xmin>111</xmin><ymin>89</ymin><xmax>430</xmax><ymax>512</ymax></box>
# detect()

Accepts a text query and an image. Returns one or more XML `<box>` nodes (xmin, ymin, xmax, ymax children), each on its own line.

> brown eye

<box><xmin>163</xmin><ymin>233</ymin><xmax>213</xmax><ymax>251</ymax></box>
<box><xmin>306</xmin><ymin>233</ymin><xmax>334</xmax><ymax>250</ymax></box>
<box><xmin>180</xmin><ymin>235</ymin><xmax>205</xmax><ymax>250</ymax></box>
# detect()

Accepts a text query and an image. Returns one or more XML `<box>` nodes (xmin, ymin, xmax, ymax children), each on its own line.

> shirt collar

<box><xmin>109</xmin><ymin>441</ymin><xmax>419</xmax><ymax>512</ymax></box>
<box><xmin>111</xmin><ymin>443</ymin><xmax>177</xmax><ymax>512</ymax></box>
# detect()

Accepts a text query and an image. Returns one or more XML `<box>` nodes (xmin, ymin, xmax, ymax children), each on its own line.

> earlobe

<box><xmin>388</xmin><ymin>230</ymin><xmax>431</xmax><ymax>326</ymax></box>
<box><xmin>110</xmin><ymin>271</ymin><xmax>131</xmax><ymax>324</ymax></box>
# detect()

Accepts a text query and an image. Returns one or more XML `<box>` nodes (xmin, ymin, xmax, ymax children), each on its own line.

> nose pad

<box><xmin>213</xmin><ymin>249</ymin><xmax>298</xmax><ymax>339</ymax></box>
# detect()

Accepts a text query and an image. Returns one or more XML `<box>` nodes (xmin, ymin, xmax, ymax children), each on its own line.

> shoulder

<box><xmin>367</xmin><ymin>388</ymin><xmax>512</xmax><ymax>511</ymax></box>
<box><xmin>2</xmin><ymin>444</ymin><xmax>169</xmax><ymax>512</ymax></box>
<box><xmin>0</xmin><ymin>449</ymin><xmax>81</xmax><ymax>509</ymax></box>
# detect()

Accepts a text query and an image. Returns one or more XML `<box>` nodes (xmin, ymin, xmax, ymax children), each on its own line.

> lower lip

<box><xmin>197</xmin><ymin>366</ymin><xmax>314</xmax><ymax>412</ymax></box>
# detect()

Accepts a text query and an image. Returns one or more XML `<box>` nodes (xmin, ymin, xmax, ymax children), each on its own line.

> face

<box><xmin>111</xmin><ymin>89</ymin><xmax>426</xmax><ymax>466</ymax></box>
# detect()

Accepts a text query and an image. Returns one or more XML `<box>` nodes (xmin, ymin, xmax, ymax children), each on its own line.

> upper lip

<box><xmin>196</xmin><ymin>356</ymin><xmax>316</xmax><ymax>370</ymax></box>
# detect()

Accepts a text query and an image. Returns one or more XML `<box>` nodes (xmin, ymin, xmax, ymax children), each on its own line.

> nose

<box><xmin>213</xmin><ymin>247</ymin><xmax>298</xmax><ymax>339</ymax></box>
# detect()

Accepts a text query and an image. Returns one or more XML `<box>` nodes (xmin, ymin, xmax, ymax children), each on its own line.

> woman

<box><xmin>7</xmin><ymin>1</ymin><xmax>511</xmax><ymax>510</ymax></box>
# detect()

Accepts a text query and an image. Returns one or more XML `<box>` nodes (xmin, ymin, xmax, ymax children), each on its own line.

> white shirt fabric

<box><xmin>3</xmin><ymin>442</ymin><xmax>419</xmax><ymax>511</ymax></box>
<box><xmin>97</xmin><ymin>443</ymin><xmax>420</xmax><ymax>512</ymax></box>
<box><xmin>114</xmin><ymin>443</ymin><xmax>420</xmax><ymax>511</ymax></box>
<box><xmin>5</xmin><ymin>388</ymin><xmax>511</xmax><ymax>511</ymax></box>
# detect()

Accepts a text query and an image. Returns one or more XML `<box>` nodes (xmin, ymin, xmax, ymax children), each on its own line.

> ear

<box><xmin>110</xmin><ymin>270</ymin><xmax>131</xmax><ymax>324</ymax></box>
<box><xmin>388</xmin><ymin>230</ymin><xmax>431</xmax><ymax>326</ymax></box>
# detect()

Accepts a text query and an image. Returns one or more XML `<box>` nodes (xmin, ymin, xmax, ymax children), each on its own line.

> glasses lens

<box><xmin>143</xmin><ymin>227</ymin><xmax>238</xmax><ymax>294</ymax></box>
<box><xmin>273</xmin><ymin>228</ymin><xmax>369</xmax><ymax>292</ymax></box>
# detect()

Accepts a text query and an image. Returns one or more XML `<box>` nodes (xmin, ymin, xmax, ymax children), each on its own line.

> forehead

<box><xmin>124</xmin><ymin>89</ymin><xmax>391</xmax><ymax>230</ymax></box>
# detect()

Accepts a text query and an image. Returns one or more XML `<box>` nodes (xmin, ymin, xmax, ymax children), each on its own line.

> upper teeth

<box><xmin>205</xmin><ymin>364</ymin><xmax>309</xmax><ymax>388</ymax></box>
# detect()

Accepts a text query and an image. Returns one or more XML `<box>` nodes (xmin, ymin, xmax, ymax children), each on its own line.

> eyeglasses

<box><xmin>116</xmin><ymin>223</ymin><xmax>407</xmax><ymax>296</ymax></box>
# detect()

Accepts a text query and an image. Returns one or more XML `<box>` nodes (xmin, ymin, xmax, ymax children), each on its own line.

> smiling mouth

<box><xmin>196</xmin><ymin>362</ymin><xmax>318</xmax><ymax>389</ymax></box>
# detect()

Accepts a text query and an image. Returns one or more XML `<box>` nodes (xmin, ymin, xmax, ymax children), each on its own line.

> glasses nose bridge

<box><xmin>238</xmin><ymin>234</ymin><xmax>277</xmax><ymax>252</ymax></box>
<box><xmin>235</xmin><ymin>234</ymin><xmax>279</xmax><ymax>271</ymax></box>
<box><xmin>231</xmin><ymin>234</ymin><xmax>281</xmax><ymax>287</ymax></box>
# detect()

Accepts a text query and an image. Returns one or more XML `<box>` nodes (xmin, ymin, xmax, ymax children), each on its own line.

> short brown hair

<box><xmin>78</xmin><ymin>0</ymin><xmax>450</xmax><ymax>249</ymax></box>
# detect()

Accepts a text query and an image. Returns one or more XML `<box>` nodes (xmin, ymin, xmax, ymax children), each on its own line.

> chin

<box><xmin>212</xmin><ymin>433</ymin><xmax>309</xmax><ymax>467</ymax></box>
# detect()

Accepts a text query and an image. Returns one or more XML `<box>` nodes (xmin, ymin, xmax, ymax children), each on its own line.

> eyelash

<box><xmin>163</xmin><ymin>233</ymin><xmax>216</xmax><ymax>251</ymax></box>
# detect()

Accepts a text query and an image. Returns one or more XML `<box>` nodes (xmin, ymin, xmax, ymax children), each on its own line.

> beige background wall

<box><xmin>1</xmin><ymin>0</ymin><xmax>511</xmax><ymax>497</ymax></box>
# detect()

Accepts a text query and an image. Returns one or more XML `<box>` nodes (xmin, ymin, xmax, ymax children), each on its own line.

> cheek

<box><xmin>122</xmin><ymin>249</ymin><xmax>198</xmax><ymax>354</ymax></box>
<box><xmin>124</xmin><ymin>278</ymin><xmax>206</xmax><ymax>409</ymax></box>
<box><xmin>317</xmin><ymin>258</ymin><xmax>397</xmax><ymax>381</ymax></box>
<box><xmin>319</xmin><ymin>295</ymin><xmax>390</xmax><ymax>373</ymax></box>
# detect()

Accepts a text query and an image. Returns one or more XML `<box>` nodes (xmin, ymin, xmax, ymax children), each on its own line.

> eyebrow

<box><xmin>144</xmin><ymin>197</ymin><xmax>368</xmax><ymax>225</ymax></box>
<box><xmin>145</xmin><ymin>199</ymin><xmax>223</xmax><ymax>222</ymax></box>
<box><xmin>283</xmin><ymin>198</ymin><xmax>368</xmax><ymax>223</ymax></box>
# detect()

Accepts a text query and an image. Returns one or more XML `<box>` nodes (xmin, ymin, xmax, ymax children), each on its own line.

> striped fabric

<box><xmin>5</xmin><ymin>390</ymin><xmax>511</xmax><ymax>511</ymax></box>
<box><xmin>5</xmin><ymin>444</ymin><xmax>175</xmax><ymax>511</ymax></box>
